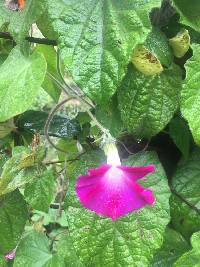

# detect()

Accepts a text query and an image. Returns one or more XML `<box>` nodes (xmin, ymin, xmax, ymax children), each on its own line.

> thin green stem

<box><xmin>56</xmin><ymin>49</ymin><xmax>95</xmax><ymax>109</ymax></box>
<box><xmin>47</xmin><ymin>72</ymin><xmax>70</xmax><ymax>95</ymax></box>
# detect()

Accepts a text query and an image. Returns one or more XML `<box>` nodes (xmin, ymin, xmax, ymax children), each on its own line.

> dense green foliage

<box><xmin>0</xmin><ymin>0</ymin><xmax>200</xmax><ymax>266</ymax></box>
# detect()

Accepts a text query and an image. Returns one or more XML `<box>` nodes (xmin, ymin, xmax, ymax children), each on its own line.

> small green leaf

<box><xmin>173</xmin><ymin>0</ymin><xmax>200</xmax><ymax>32</ymax></box>
<box><xmin>173</xmin><ymin>232</ymin><xmax>200</xmax><ymax>267</ymax></box>
<box><xmin>0</xmin><ymin>46</ymin><xmax>46</xmax><ymax>122</ymax></box>
<box><xmin>18</xmin><ymin>110</ymin><xmax>80</xmax><ymax>138</ymax></box>
<box><xmin>118</xmin><ymin>64</ymin><xmax>182</xmax><ymax>138</ymax></box>
<box><xmin>181</xmin><ymin>43</ymin><xmax>200</xmax><ymax>145</ymax></box>
<box><xmin>150</xmin><ymin>227</ymin><xmax>190</xmax><ymax>267</ymax></box>
<box><xmin>65</xmin><ymin>151</ymin><xmax>170</xmax><ymax>267</ymax></box>
<box><xmin>169</xmin><ymin>116</ymin><xmax>191</xmax><ymax>160</ymax></box>
<box><xmin>170</xmin><ymin>148</ymin><xmax>200</xmax><ymax>239</ymax></box>
<box><xmin>39</xmin><ymin>0</ymin><xmax>161</xmax><ymax>104</ymax></box>
<box><xmin>14</xmin><ymin>231</ymin><xmax>64</xmax><ymax>267</ymax></box>
<box><xmin>0</xmin><ymin>147</ymin><xmax>37</xmax><ymax>195</ymax></box>
<box><xmin>0</xmin><ymin>190</ymin><xmax>28</xmax><ymax>254</ymax></box>
<box><xmin>145</xmin><ymin>27</ymin><xmax>173</xmax><ymax>67</ymax></box>
<box><xmin>24</xmin><ymin>169</ymin><xmax>55</xmax><ymax>212</ymax></box>
<box><xmin>36</xmin><ymin>45</ymin><xmax>62</xmax><ymax>102</ymax></box>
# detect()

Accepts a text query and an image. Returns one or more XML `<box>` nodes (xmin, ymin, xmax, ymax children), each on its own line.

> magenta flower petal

<box><xmin>76</xmin><ymin>164</ymin><xmax>155</xmax><ymax>220</ymax></box>
<box><xmin>88</xmin><ymin>164</ymin><xmax>111</xmax><ymax>176</ymax></box>
<box><xmin>5</xmin><ymin>248</ymin><xmax>16</xmax><ymax>260</ymax></box>
<box><xmin>118</xmin><ymin>165</ymin><xmax>155</xmax><ymax>180</ymax></box>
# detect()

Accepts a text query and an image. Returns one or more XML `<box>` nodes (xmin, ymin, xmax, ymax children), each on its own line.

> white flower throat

<box><xmin>104</xmin><ymin>143</ymin><xmax>121</xmax><ymax>166</ymax></box>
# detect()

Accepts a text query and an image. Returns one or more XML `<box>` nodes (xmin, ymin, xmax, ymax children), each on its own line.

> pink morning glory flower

<box><xmin>5</xmin><ymin>248</ymin><xmax>16</xmax><ymax>260</ymax></box>
<box><xmin>76</xmin><ymin>143</ymin><xmax>155</xmax><ymax>220</ymax></box>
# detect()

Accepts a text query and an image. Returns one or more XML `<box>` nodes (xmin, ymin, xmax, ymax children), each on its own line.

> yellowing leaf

<box><xmin>132</xmin><ymin>45</ymin><xmax>163</xmax><ymax>75</ymax></box>
<box><xmin>169</xmin><ymin>29</ymin><xmax>190</xmax><ymax>58</ymax></box>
